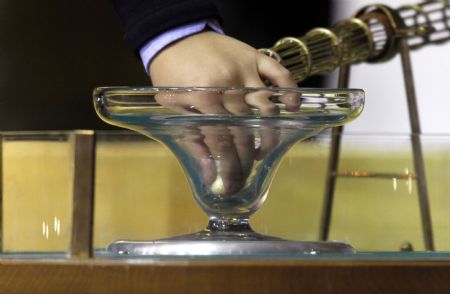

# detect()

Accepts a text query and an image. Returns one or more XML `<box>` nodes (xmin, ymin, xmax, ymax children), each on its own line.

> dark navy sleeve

<box><xmin>111</xmin><ymin>0</ymin><xmax>221</xmax><ymax>54</ymax></box>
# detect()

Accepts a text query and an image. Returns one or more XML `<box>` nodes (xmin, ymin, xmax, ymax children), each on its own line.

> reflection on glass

<box><xmin>1</xmin><ymin>132</ymin><xmax>73</xmax><ymax>253</ymax></box>
<box><xmin>94</xmin><ymin>87</ymin><xmax>364</xmax><ymax>255</ymax></box>
<box><xmin>324</xmin><ymin>134</ymin><xmax>450</xmax><ymax>251</ymax></box>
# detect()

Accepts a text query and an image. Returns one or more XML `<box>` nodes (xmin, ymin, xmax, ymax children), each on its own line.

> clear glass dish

<box><xmin>93</xmin><ymin>86</ymin><xmax>364</xmax><ymax>255</ymax></box>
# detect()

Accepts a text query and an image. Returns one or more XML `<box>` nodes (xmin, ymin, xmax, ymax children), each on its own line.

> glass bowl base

<box><xmin>107</xmin><ymin>235</ymin><xmax>356</xmax><ymax>256</ymax></box>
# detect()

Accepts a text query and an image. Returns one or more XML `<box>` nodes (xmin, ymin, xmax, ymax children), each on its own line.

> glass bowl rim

<box><xmin>93</xmin><ymin>86</ymin><xmax>365</xmax><ymax>95</ymax></box>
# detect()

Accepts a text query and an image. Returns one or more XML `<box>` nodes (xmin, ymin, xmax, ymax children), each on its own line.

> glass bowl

<box><xmin>93</xmin><ymin>86</ymin><xmax>364</xmax><ymax>255</ymax></box>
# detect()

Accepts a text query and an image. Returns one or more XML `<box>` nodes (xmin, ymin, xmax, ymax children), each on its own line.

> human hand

<box><xmin>175</xmin><ymin>123</ymin><xmax>281</xmax><ymax>195</ymax></box>
<box><xmin>153</xmin><ymin>88</ymin><xmax>286</xmax><ymax>195</ymax></box>
<box><xmin>150</xmin><ymin>31</ymin><xmax>300</xmax><ymax>114</ymax></box>
<box><xmin>150</xmin><ymin>32</ymin><xmax>298</xmax><ymax>194</ymax></box>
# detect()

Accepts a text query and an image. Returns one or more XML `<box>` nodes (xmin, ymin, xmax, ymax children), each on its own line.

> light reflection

<box><xmin>392</xmin><ymin>177</ymin><xmax>398</xmax><ymax>191</ymax></box>
<box><xmin>338</xmin><ymin>168</ymin><xmax>417</xmax><ymax>195</ymax></box>
<box><xmin>407</xmin><ymin>176</ymin><xmax>413</xmax><ymax>195</ymax></box>
<box><xmin>178</xmin><ymin>243</ymin><xmax>218</xmax><ymax>255</ymax></box>
<box><xmin>404</xmin><ymin>168</ymin><xmax>413</xmax><ymax>195</ymax></box>
<box><xmin>42</xmin><ymin>216</ymin><xmax>62</xmax><ymax>239</ymax></box>
<box><xmin>254</xmin><ymin>136</ymin><xmax>261</xmax><ymax>149</ymax></box>
<box><xmin>53</xmin><ymin>216</ymin><xmax>61</xmax><ymax>236</ymax></box>
<box><xmin>42</xmin><ymin>221</ymin><xmax>49</xmax><ymax>239</ymax></box>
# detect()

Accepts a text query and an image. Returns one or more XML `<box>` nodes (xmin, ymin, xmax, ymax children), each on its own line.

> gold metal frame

<box><xmin>259</xmin><ymin>0</ymin><xmax>450</xmax><ymax>251</ymax></box>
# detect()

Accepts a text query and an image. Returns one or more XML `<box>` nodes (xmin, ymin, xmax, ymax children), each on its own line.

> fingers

<box><xmin>192</xmin><ymin>92</ymin><xmax>230</xmax><ymax>114</ymax></box>
<box><xmin>155</xmin><ymin>92</ymin><xmax>205</xmax><ymax>114</ymax></box>
<box><xmin>256</xmin><ymin>54</ymin><xmax>296</xmax><ymax>88</ymax></box>
<box><xmin>244</xmin><ymin>80</ymin><xmax>280</xmax><ymax>116</ymax></box>
<box><xmin>176</xmin><ymin>125</ymin><xmax>256</xmax><ymax>195</ymax></box>
<box><xmin>201</xmin><ymin>126</ymin><xmax>246</xmax><ymax>194</ymax></box>
<box><xmin>155</xmin><ymin>54</ymin><xmax>300</xmax><ymax>116</ymax></box>
<box><xmin>155</xmin><ymin>91</ymin><xmax>230</xmax><ymax>115</ymax></box>
<box><xmin>279</xmin><ymin>92</ymin><xmax>302</xmax><ymax>112</ymax></box>
<box><xmin>255</xmin><ymin>126</ymin><xmax>280</xmax><ymax>160</ymax></box>
<box><xmin>228</xmin><ymin>126</ymin><xmax>256</xmax><ymax>182</ymax></box>
<box><xmin>176</xmin><ymin>128</ymin><xmax>217</xmax><ymax>185</ymax></box>
<box><xmin>256</xmin><ymin>54</ymin><xmax>301</xmax><ymax>112</ymax></box>
<box><xmin>222</xmin><ymin>92</ymin><xmax>252</xmax><ymax>115</ymax></box>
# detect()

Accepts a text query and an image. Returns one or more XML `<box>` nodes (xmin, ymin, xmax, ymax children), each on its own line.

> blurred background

<box><xmin>1</xmin><ymin>1</ymin><xmax>448</xmax><ymax>131</ymax></box>
<box><xmin>1</xmin><ymin>0</ymin><xmax>449</xmax><ymax>254</ymax></box>
<box><xmin>0</xmin><ymin>0</ymin><xmax>330</xmax><ymax>130</ymax></box>
<box><xmin>328</xmin><ymin>0</ymin><xmax>450</xmax><ymax>134</ymax></box>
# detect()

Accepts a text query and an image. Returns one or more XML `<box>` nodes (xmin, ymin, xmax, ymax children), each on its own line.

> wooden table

<box><xmin>2</xmin><ymin>257</ymin><xmax>450</xmax><ymax>293</ymax></box>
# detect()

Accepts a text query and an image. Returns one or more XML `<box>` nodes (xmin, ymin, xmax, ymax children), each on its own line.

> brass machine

<box><xmin>259</xmin><ymin>1</ymin><xmax>450</xmax><ymax>251</ymax></box>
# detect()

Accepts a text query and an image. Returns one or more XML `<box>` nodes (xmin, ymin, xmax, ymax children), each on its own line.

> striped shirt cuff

<box><xmin>139</xmin><ymin>19</ymin><xmax>224</xmax><ymax>74</ymax></box>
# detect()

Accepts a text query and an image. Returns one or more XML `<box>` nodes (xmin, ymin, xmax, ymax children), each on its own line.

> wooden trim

<box><xmin>1</xmin><ymin>259</ymin><xmax>450</xmax><ymax>293</ymax></box>
<box><xmin>70</xmin><ymin>131</ymin><xmax>96</xmax><ymax>259</ymax></box>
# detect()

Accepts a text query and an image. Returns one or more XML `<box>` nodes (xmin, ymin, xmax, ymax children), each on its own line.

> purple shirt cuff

<box><xmin>139</xmin><ymin>19</ymin><xmax>224</xmax><ymax>74</ymax></box>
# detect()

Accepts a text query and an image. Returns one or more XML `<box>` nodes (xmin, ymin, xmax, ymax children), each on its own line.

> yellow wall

<box><xmin>3</xmin><ymin>140</ymin><xmax>73</xmax><ymax>252</ymax></box>
<box><xmin>2</xmin><ymin>136</ymin><xmax>450</xmax><ymax>252</ymax></box>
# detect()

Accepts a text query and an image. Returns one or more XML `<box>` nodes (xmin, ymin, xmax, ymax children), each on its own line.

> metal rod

<box><xmin>319</xmin><ymin>65</ymin><xmax>351</xmax><ymax>241</ymax></box>
<box><xmin>334</xmin><ymin>171</ymin><xmax>417</xmax><ymax>179</ymax></box>
<box><xmin>0</xmin><ymin>135</ymin><xmax>3</xmax><ymax>252</ymax></box>
<box><xmin>399</xmin><ymin>39</ymin><xmax>434</xmax><ymax>251</ymax></box>
<box><xmin>70</xmin><ymin>130</ymin><xmax>96</xmax><ymax>259</ymax></box>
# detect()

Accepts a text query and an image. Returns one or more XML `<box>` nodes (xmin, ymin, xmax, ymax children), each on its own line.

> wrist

<box><xmin>140</xmin><ymin>19</ymin><xmax>224</xmax><ymax>74</ymax></box>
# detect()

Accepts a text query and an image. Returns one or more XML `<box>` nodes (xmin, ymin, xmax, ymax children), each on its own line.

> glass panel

<box><xmin>1</xmin><ymin>130</ymin><xmax>448</xmax><ymax>258</ymax></box>
<box><xmin>252</xmin><ymin>136</ymin><xmax>329</xmax><ymax>241</ymax></box>
<box><xmin>1</xmin><ymin>132</ymin><xmax>73</xmax><ymax>254</ymax></box>
<box><xmin>92</xmin><ymin>131</ymin><xmax>450</xmax><ymax>254</ymax></box>
<box><xmin>424</xmin><ymin>135</ymin><xmax>450</xmax><ymax>251</ymax></box>
<box><xmin>93</xmin><ymin>131</ymin><xmax>204</xmax><ymax>251</ymax></box>
<box><xmin>328</xmin><ymin>134</ymin><xmax>422</xmax><ymax>251</ymax></box>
